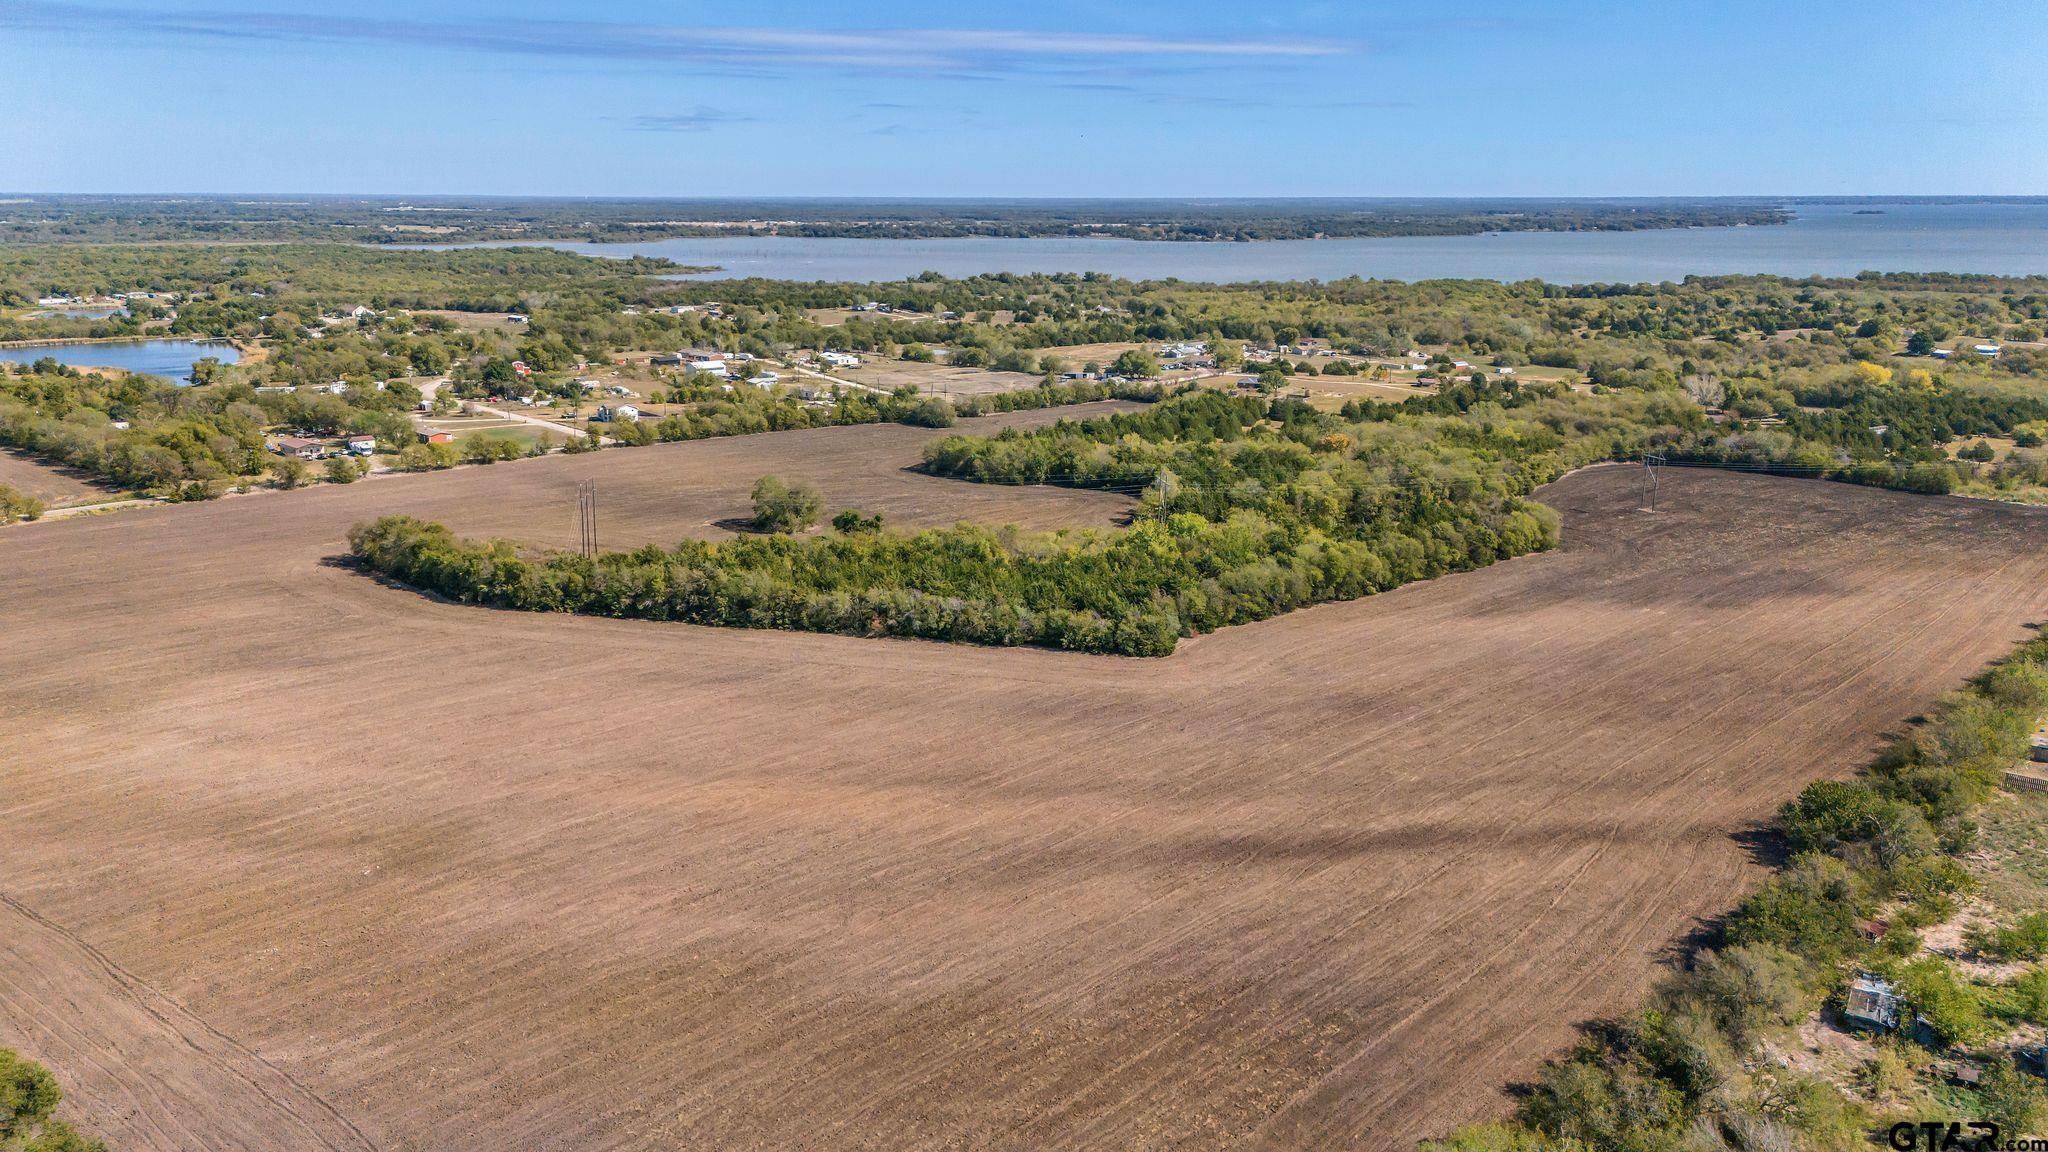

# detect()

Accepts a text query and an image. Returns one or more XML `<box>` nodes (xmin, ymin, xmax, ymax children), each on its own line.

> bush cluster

<box><xmin>1</xmin><ymin>1046</ymin><xmax>107</xmax><ymax>1152</ymax></box>
<box><xmin>0</xmin><ymin>482</ymin><xmax>47</xmax><ymax>522</ymax></box>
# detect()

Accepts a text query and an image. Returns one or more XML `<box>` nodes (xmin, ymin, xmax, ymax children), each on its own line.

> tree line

<box><xmin>348</xmin><ymin>387</ymin><xmax>1682</xmax><ymax>656</ymax></box>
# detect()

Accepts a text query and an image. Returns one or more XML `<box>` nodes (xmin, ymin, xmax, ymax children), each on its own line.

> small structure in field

<box><xmin>1843</xmin><ymin>972</ymin><xmax>1901</xmax><ymax>1032</ymax></box>
<box><xmin>418</xmin><ymin>430</ymin><xmax>455</xmax><ymax>445</ymax></box>
<box><xmin>271</xmin><ymin>435</ymin><xmax>323</xmax><ymax>460</ymax></box>
<box><xmin>2030</xmin><ymin>735</ymin><xmax>2048</xmax><ymax>764</ymax></box>
<box><xmin>345</xmin><ymin>435</ymin><xmax>376</xmax><ymax>456</ymax></box>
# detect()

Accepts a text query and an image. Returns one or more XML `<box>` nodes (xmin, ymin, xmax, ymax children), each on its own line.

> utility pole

<box><xmin>1642</xmin><ymin>453</ymin><xmax>1664</xmax><ymax>513</ymax></box>
<box><xmin>578</xmin><ymin>479</ymin><xmax>598</xmax><ymax>559</ymax></box>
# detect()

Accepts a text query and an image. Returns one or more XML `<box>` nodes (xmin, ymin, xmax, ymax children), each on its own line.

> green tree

<box><xmin>0</xmin><ymin>1047</ymin><xmax>106</xmax><ymax>1152</ymax></box>
<box><xmin>323</xmin><ymin>455</ymin><xmax>363</xmax><ymax>484</ymax></box>
<box><xmin>1111</xmin><ymin>349</ymin><xmax>1161</xmax><ymax>379</ymax></box>
<box><xmin>904</xmin><ymin>397</ymin><xmax>955</xmax><ymax>427</ymax></box>
<box><xmin>750</xmin><ymin>475</ymin><xmax>823</xmax><ymax>533</ymax></box>
<box><xmin>271</xmin><ymin>454</ymin><xmax>310</xmax><ymax>489</ymax></box>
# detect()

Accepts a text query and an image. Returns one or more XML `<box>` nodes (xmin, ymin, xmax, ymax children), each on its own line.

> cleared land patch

<box><xmin>0</xmin><ymin>447</ymin><xmax>119</xmax><ymax>507</ymax></box>
<box><xmin>397</xmin><ymin>400</ymin><xmax>1139</xmax><ymax>548</ymax></box>
<box><xmin>3</xmin><ymin>440</ymin><xmax>2047</xmax><ymax>1151</ymax></box>
<box><xmin>823</xmin><ymin>357</ymin><xmax>1046</xmax><ymax>397</ymax></box>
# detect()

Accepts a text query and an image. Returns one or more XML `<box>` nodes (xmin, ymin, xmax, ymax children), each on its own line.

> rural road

<box><xmin>464</xmin><ymin>400</ymin><xmax>599</xmax><ymax>442</ymax></box>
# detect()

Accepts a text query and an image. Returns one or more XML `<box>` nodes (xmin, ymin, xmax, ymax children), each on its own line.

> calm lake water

<box><xmin>457</xmin><ymin>202</ymin><xmax>2048</xmax><ymax>284</ymax></box>
<box><xmin>0</xmin><ymin>339</ymin><xmax>241</xmax><ymax>382</ymax></box>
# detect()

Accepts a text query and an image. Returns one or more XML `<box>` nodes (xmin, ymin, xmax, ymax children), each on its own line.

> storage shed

<box><xmin>1843</xmin><ymin>972</ymin><xmax>1901</xmax><ymax>1032</ymax></box>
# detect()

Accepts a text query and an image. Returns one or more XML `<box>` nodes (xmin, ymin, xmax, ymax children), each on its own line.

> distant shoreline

<box><xmin>0</xmin><ymin>334</ymin><xmax>241</xmax><ymax>352</ymax></box>
<box><xmin>0</xmin><ymin>194</ymin><xmax>1796</xmax><ymax>246</ymax></box>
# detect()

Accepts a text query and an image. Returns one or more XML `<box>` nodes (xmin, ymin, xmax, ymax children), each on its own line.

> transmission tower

<box><xmin>1641</xmin><ymin>453</ymin><xmax>1664</xmax><ymax>512</ymax></box>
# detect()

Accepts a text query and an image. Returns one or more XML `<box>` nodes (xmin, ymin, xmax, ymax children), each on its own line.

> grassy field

<box><xmin>824</xmin><ymin>357</ymin><xmax>1046</xmax><ymax>397</ymax></box>
<box><xmin>412</xmin><ymin>309</ymin><xmax>526</xmax><ymax>333</ymax></box>
<box><xmin>5</xmin><ymin>417</ymin><xmax>2048</xmax><ymax>1151</ymax></box>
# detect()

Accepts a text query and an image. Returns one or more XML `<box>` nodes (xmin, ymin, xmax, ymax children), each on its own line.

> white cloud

<box><xmin>0</xmin><ymin>3</ymin><xmax>1356</xmax><ymax>76</ymax></box>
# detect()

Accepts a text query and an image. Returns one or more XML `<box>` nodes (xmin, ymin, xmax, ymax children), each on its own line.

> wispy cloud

<box><xmin>625</xmin><ymin>108</ymin><xmax>756</xmax><ymax>133</ymax></box>
<box><xmin>0</xmin><ymin>2</ymin><xmax>1357</xmax><ymax>77</ymax></box>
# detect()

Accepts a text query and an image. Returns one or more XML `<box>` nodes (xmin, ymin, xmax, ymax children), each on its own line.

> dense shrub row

<box><xmin>602</xmin><ymin>378</ymin><xmax>1158</xmax><ymax>448</ymax></box>
<box><xmin>349</xmin><ymin>495</ymin><xmax>1557</xmax><ymax>657</ymax></box>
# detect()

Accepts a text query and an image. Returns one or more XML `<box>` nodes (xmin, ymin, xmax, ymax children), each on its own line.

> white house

<box><xmin>1974</xmin><ymin>343</ymin><xmax>2003</xmax><ymax>357</ymax></box>
<box><xmin>688</xmin><ymin>358</ymin><xmax>729</xmax><ymax>376</ymax></box>
<box><xmin>752</xmin><ymin>371</ymin><xmax>780</xmax><ymax>385</ymax></box>
<box><xmin>615</xmin><ymin>405</ymin><xmax>641</xmax><ymax>422</ymax></box>
<box><xmin>820</xmin><ymin>351</ymin><xmax>861</xmax><ymax>369</ymax></box>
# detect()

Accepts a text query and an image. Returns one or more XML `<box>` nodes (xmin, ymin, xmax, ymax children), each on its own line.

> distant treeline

<box><xmin>598</xmin><ymin>378</ymin><xmax>1157</xmax><ymax>447</ymax></box>
<box><xmin>0</xmin><ymin>195</ymin><xmax>1789</xmax><ymax>245</ymax></box>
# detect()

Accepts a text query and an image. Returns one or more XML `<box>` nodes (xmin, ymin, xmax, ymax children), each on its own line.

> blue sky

<box><xmin>2</xmin><ymin>0</ymin><xmax>2043</xmax><ymax>196</ymax></box>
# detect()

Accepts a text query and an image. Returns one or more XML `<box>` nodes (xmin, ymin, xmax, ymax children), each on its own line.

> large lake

<box><xmin>455</xmin><ymin>201</ymin><xmax>2048</xmax><ymax>284</ymax></box>
<box><xmin>0</xmin><ymin>339</ymin><xmax>240</xmax><ymax>381</ymax></box>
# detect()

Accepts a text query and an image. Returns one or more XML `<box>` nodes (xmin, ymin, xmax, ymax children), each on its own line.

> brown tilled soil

<box><xmin>3</xmin><ymin>424</ymin><xmax>2047</xmax><ymax>1152</ymax></box>
<box><xmin>0</xmin><ymin>448</ymin><xmax>119</xmax><ymax>507</ymax></box>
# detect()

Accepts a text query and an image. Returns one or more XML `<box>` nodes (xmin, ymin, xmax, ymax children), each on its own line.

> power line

<box><xmin>578</xmin><ymin>479</ymin><xmax>598</xmax><ymax>559</ymax></box>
